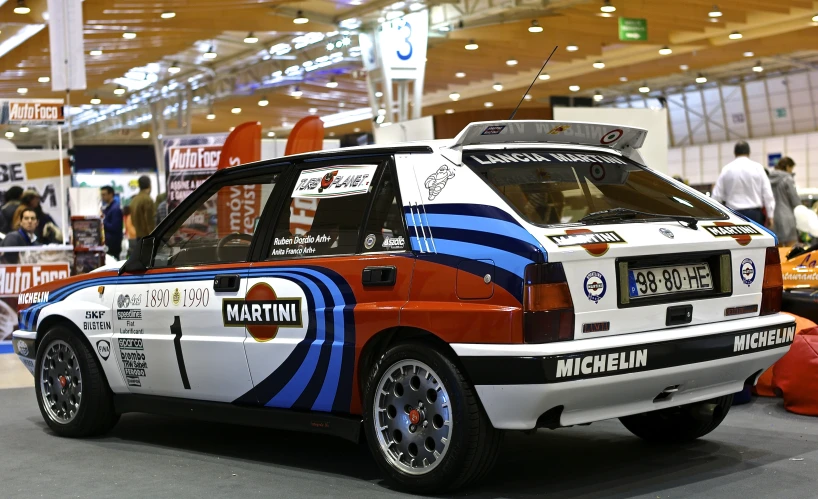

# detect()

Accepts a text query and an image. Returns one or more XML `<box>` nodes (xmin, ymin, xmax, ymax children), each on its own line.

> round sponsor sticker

<box><xmin>364</xmin><ymin>234</ymin><xmax>377</xmax><ymax>250</ymax></box>
<box><xmin>117</xmin><ymin>294</ymin><xmax>130</xmax><ymax>308</ymax></box>
<box><xmin>590</xmin><ymin>163</ymin><xmax>605</xmax><ymax>181</ymax></box>
<box><xmin>17</xmin><ymin>340</ymin><xmax>28</xmax><ymax>357</ymax></box>
<box><xmin>600</xmin><ymin>128</ymin><xmax>623</xmax><ymax>145</ymax></box>
<box><xmin>584</xmin><ymin>271</ymin><xmax>606</xmax><ymax>304</ymax></box>
<box><xmin>740</xmin><ymin>258</ymin><xmax>756</xmax><ymax>286</ymax></box>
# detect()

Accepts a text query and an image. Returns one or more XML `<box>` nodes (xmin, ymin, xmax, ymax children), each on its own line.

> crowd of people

<box><xmin>0</xmin><ymin>175</ymin><xmax>169</xmax><ymax>263</ymax></box>
<box><xmin>711</xmin><ymin>141</ymin><xmax>801</xmax><ymax>246</ymax></box>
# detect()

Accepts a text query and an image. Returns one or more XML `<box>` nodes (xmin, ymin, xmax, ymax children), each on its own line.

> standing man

<box><xmin>1</xmin><ymin>208</ymin><xmax>40</xmax><ymax>263</ymax></box>
<box><xmin>0</xmin><ymin>186</ymin><xmax>23</xmax><ymax>233</ymax></box>
<box><xmin>129</xmin><ymin>176</ymin><xmax>156</xmax><ymax>244</ymax></box>
<box><xmin>100</xmin><ymin>186</ymin><xmax>123</xmax><ymax>259</ymax></box>
<box><xmin>711</xmin><ymin>141</ymin><xmax>775</xmax><ymax>227</ymax></box>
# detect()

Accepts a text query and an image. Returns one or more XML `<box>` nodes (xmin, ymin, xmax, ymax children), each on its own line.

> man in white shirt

<box><xmin>711</xmin><ymin>141</ymin><xmax>775</xmax><ymax>227</ymax></box>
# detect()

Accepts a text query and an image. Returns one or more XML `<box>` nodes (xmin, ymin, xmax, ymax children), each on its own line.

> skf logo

<box><xmin>547</xmin><ymin>229</ymin><xmax>625</xmax><ymax>257</ymax></box>
<box><xmin>704</xmin><ymin>222</ymin><xmax>761</xmax><ymax>246</ymax></box>
<box><xmin>223</xmin><ymin>283</ymin><xmax>302</xmax><ymax>342</ymax></box>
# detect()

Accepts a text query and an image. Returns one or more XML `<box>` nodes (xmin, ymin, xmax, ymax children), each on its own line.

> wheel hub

<box><xmin>373</xmin><ymin>360</ymin><xmax>454</xmax><ymax>476</ymax></box>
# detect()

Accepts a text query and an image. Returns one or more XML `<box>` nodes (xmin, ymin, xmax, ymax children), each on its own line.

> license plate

<box><xmin>628</xmin><ymin>263</ymin><xmax>712</xmax><ymax>298</ymax></box>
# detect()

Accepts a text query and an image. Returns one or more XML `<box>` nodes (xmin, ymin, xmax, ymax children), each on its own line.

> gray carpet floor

<box><xmin>1</xmin><ymin>387</ymin><xmax>816</xmax><ymax>498</ymax></box>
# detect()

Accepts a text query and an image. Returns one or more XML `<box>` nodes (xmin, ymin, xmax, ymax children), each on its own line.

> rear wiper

<box><xmin>580</xmin><ymin>208</ymin><xmax>698</xmax><ymax>229</ymax></box>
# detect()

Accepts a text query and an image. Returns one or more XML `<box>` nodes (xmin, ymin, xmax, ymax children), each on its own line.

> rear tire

<box><xmin>362</xmin><ymin>341</ymin><xmax>502</xmax><ymax>494</ymax></box>
<box><xmin>35</xmin><ymin>326</ymin><xmax>120</xmax><ymax>437</ymax></box>
<box><xmin>619</xmin><ymin>394</ymin><xmax>733</xmax><ymax>443</ymax></box>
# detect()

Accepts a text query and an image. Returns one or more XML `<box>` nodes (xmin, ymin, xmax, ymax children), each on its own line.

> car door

<box><xmin>113</xmin><ymin>166</ymin><xmax>287</xmax><ymax>402</ymax></box>
<box><xmin>233</xmin><ymin>157</ymin><xmax>414</xmax><ymax>414</ymax></box>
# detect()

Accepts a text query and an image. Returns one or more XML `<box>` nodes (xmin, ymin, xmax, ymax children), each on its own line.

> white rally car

<box><xmin>13</xmin><ymin>120</ymin><xmax>794</xmax><ymax>493</ymax></box>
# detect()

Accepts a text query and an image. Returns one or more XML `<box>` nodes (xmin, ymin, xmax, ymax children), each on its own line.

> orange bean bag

<box><xmin>753</xmin><ymin>312</ymin><xmax>817</xmax><ymax>397</ymax></box>
<box><xmin>772</xmin><ymin>330</ymin><xmax>818</xmax><ymax>416</ymax></box>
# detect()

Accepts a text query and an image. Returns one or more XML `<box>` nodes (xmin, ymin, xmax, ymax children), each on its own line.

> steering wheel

<box><xmin>216</xmin><ymin>233</ymin><xmax>253</xmax><ymax>262</ymax></box>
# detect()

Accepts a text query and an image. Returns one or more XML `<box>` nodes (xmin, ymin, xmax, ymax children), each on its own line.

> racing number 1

<box><xmin>171</xmin><ymin>316</ymin><xmax>191</xmax><ymax>389</ymax></box>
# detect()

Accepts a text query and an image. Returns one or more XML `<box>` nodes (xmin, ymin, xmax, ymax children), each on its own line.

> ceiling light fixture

<box><xmin>114</xmin><ymin>87</ymin><xmax>125</xmax><ymax>95</ymax></box>
<box><xmin>709</xmin><ymin>5</ymin><xmax>722</xmax><ymax>17</ymax></box>
<box><xmin>38</xmin><ymin>76</ymin><xmax>50</xmax><ymax>83</ymax></box>
<box><xmin>484</xmin><ymin>102</ymin><xmax>494</xmax><ymax>107</ymax></box>
<box><xmin>593</xmin><ymin>60</ymin><xmax>605</xmax><ymax>69</ymax></box>
<box><xmin>161</xmin><ymin>11</ymin><xmax>176</xmax><ymax>19</ymax></box>
<box><xmin>539</xmin><ymin>73</ymin><xmax>550</xmax><ymax>80</ymax></box>
<box><xmin>291</xmin><ymin>86</ymin><xmax>303</xmax><ymax>98</ymax></box>
<box><xmin>566</xmin><ymin>44</ymin><xmax>578</xmax><ymax>52</ymax></box>
<box><xmin>449</xmin><ymin>92</ymin><xmax>460</xmax><ymax>101</ymax></box>
<box><xmin>445</xmin><ymin>109</ymin><xmax>455</xmax><ymax>114</ymax></box>
<box><xmin>812</xmin><ymin>14</ymin><xmax>818</xmax><ymax>22</ymax></box>
<box><xmin>464</xmin><ymin>39</ymin><xmax>478</xmax><ymax>50</ymax></box>
<box><xmin>680</xmin><ymin>64</ymin><xmax>689</xmax><ymax>71</ymax></box>
<box><xmin>696</xmin><ymin>73</ymin><xmax>707</xmax><ymax>83</ymax></box>
<box><xmin>338</xmin><ymin>102</ymin><xmax>345</xmax><ymax>108</ymax></box>
<box><xmin>122</xmin><ymin>32</ymin><xmax>136</xmax><ymax>39</ymax></box>
<box><xmin>308</xmin><ymin>108</ymin><xmax>317</xmax><ymax>114</ymax></box>
<box><xmin>455</xmin><ymin>72</ymin><xmax>466</xmax><ymax>78</ymax></box>
<box><xmin>168</xmin><ymin>62</ymin><xmax>180</xmax><ymax>74</ymax></box>
<box><xmin>90</xmin><ymin>95</ymin><xmax>101</xmax><ymax>105</ymax></box>
<box><xmin>600</xmin><ymin>0</ymin><xmax>616</xmax><ymax>13</ymax></box>
<box><xmin>729</xmin><ymin>31</ymin><xmax>742</xmax><ymax>40</ymax></box>
<box><xmin>258</xmin><ymin>96</ymin><xmax>269</xmax><ymax>107</ymax></box>
<box><xmin>142</xmin><ymin>131</ymin><xmax>151</xmax><ymax>139</ymax></box>
<box><xmin>244</xmin><ymin>32</ymin><xmax>258</xmax><ymax>44</ymax></box>
<box><xmin>743</xmin><ymin>51</ymin><xmax>755</xmax><ymax>57</ymax></box>
<box><xmin>619</xmin><ymin>76</ymin><xmax>628</xmax><ymax>82</ymax></box>
<box><xmin>14</xmin><ymin>1</ymin><xmax>30</xmax><ymax>15</ymax></box>
<box><xmin>268</xmin><ymin>131</ymin><xmax>276</xmax><ymax>137</ymax></box>
<box><xmin>639</xmin><ymin>84</ymin><xmax>650</xmax><ymax>93</ymax></box>
<box><xmin>16</xmin><ymin>87</ymin><xmax>27</xmax><ymax>94</ymax></box>
<box><xmin>493</xmin><ymin>82</ymin><xmax>503</xmax><ymax>91</ymax></box>
<box><xmin>203</xmin><ymin>46</ymin><xmax>217</xmax><ymax>59</ymax></box>
<box><xmin>506</xmin><ymin>59</ymin><xmax>518</xmax><ymax>66</ymax></box>
<box><xmin>659</xmin><ymin>46</ymin><xmax>672</xmax><ymax>55</ymax></box>
<box><xmin>753</xmin><ymin>61</ymin><xmax>764</xmax><ymax>72</ymax></box>
<box><xmin>206</xmin><ymin>113</ymin><xmax>216</xmax><ymax>120</ymax></box>
<box><xmin>326</xmin><ymin>78</ymin><xmax>338</xmax><ymax>88</ymax></box>
<box><xmin>569</xmin><ymin>85</ymin><xmax>580</xmax><ymax>92</ymax></box>
<box><xmin>593</xmin><ymin>92</ymin><xmax>603</xmax><ymax>102</ymax></box>
<box><xmin>375</xmin><ymin>91</ymin><xmax>383</xmax><ymax>98</ymax></box>
<box><xmin>19</xmin><ymin>126</ymin><xmax>29</xmax><ymax>133</ymax></box>
<box><xmin>5</xmin><ymin>132</ymin><xmax>13</xmax><ymax>139</ymax></box>
<box><xmin>90</xmin><ymin>49</ymin><xmax>102</xmax><ymax>56</ymax></box>
<box><xmin>293</xmin><ymin>10</ymin><xmax>309</xmax><ymax>24</ymax></box>
<box><xmin>231</xmin><ymin>107</ymin><xmax>241</xmax><ymax>114</ymax></box>
<box><xmin>528</xmin><ymin>20</ymin><xmax>543</xmax><ymax>33</ymax></box>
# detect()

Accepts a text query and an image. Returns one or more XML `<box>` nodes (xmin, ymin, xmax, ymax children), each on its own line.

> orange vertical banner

<box><xmin>285</xmin><ymin>116</ymin><xmax>325</xmax><ymax>235</ymax></box>
<box><xmin>217</xmin><ymin>122</ymin><xmax>262</xmax><ymax>236</ymax></box>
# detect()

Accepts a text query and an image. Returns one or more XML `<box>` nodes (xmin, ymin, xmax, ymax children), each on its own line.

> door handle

<box><xmin>362</xmin><ymin>266</ymin><xmax>397</xmax><ymax>286</ymax></box>
<box><xmin>213</xmin><ymin>274</ymin><xmax>241</xmax><ymax>292</ymax></box>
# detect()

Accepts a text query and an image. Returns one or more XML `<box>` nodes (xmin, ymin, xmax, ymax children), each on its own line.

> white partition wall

<box><xmin>553</xmin><ymin>107</ymin><xmax>669</xmax><ymax>173</ymax></box>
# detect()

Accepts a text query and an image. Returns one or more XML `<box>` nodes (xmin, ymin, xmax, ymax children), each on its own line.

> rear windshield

<box><xmin>464</xmin><ymin>149</ymin><xmax>724</xmax><ymax>226</ymax></box>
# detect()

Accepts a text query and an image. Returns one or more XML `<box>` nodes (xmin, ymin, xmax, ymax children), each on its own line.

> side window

<box><xmin>270</xmin><ymin>164</ymin><xmax>378</xmax><ymax>259</ymax></box>
<box><xmin>362</xmin><ymin>166</ymin><xmax>406</xmax><ymax>253</ymax></box>
<box><xmin>153</xmin><ymin>173</ymin><xmax>279</xmax><ymax>267</ymax></box>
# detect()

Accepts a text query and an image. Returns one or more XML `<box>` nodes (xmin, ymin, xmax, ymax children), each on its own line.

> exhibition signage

<box><xmin>376</xmin><ymin>11</ymin><xmax>429</xmax><ymax>80</ymax></box>
<box><xmin>0</xmin><ymin>99</ymin><xmax>65</xmax><ymax>125</ymax></box>
<box><xmin>0</xmin><ymin>157</ymin><xmax>69</xmax><ymax>229</ymax></box>
<box><xmin>618</xmin><ymin>17</ymin><xmax>648</xmax><ymax>41</ymax></box>
<box><xmin>47</xmin><ymin>0</ymin><xmax>87</xmax><ymax>91</ymax></box>
<box><xmin>164</xmin><ymin>133</ymin><xmax>227</xmax><ymax>211</ymax></box>
<box><xmin>0</xmin><ymin>259</ymin><xmax>72</xmax><ymax>341</ymax></box>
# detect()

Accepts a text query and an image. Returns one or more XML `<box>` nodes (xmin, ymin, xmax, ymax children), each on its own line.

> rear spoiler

<box><xmin>442</xmin><ymin>120</ymin><xmax>649</xmax><ymax>166</ymax></box>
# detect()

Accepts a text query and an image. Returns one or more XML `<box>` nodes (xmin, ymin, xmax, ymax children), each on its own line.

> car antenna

<box><xmin>508</xmin><ymin>45</ymin><xmax>558</xmax><ymax>120</ymax></box>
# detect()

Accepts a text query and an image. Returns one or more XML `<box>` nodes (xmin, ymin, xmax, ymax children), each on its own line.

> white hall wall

<box><xmin>668</xmin><ymin>131</ymin><xmax>818</xmax><ymax>189</ymax></box>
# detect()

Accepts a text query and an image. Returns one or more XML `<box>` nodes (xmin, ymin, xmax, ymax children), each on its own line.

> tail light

<box><xmin>760</xmin><ymin>247</ymin><xmax>783</xmax><ymax>315</ymax></box>
<box><xmin>523</xmin><ymin>263</ymin><xmax>575</xmax><ymax>343</ymax></box>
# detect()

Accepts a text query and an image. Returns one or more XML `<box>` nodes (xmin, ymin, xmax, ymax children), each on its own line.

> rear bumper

<box><xmin>11</xmin><ymin>330</ymin><xmax>36</xmax><ymax>376</ymax></box>
<box><xmin>453</xmin><ymin>314</ymin><xmax>795</xmax><ymax>429</ymax></box>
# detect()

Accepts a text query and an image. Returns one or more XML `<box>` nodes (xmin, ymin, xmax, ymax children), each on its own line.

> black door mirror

<box><xmin>118</xmin><ymin>237</ymin><xmax>154</xmax><ymax>275</ymax></box>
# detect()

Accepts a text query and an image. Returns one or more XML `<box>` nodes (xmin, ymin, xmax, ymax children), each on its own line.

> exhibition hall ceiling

<box><xmin>0</xmin><ymin>0</ymin><xmax>817</xmax><ymax>141</ymax></box>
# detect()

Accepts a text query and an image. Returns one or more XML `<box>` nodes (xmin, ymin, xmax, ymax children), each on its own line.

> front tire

<box><xmin>619</xmin><ymin>394</ymin><xmax>733</xmax><ymax>443</ymax></box>
<box><xmin>362</xmin><ymin>341</ymin><xmax>502</xmax><ymax>494</ymax></box>
<box><xmin>35</xmin><ymin>326</ymin><xmax>119</xmax><ymax>437</ymax></box>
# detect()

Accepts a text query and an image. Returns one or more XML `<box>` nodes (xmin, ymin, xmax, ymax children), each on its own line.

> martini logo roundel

<box><xmin>600</xmin><ymin>129</ymin><xmax>623</xmax><ymax>145</ymax></box>
<box><xmin>222</xmin><ymin>283</ymin><xmax>302</xmax><ymax>342</ymax></box>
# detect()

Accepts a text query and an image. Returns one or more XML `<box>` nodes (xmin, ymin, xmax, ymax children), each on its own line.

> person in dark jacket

<box><xmin>12</xmin><ymin>190</ymin><xmax>61</xmax><ymax>244</ymax></box>
<box><xmin>101</xmin><ymin>186</ymin><xmax>124</xmax><ymax>259</ymax></box>
<box><xmin>769</xmin><ymin>156</ymin><xmax>801</xmax><ymax>246</ymax></box>
<box><xmin>0</xmin><ymin>185</ymin><xmax>23</xmax><ymax>233</ymax></box>
<box><xmin>1</xmin><ymin>208</ymin><xmax>40</xmax><ymax>263</ymax></box>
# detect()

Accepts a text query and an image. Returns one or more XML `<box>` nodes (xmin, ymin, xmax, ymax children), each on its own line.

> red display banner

<box><xmin>216</xmin><ymin>122</ymin><xmax>262</xmax><ymax>237</ymax></box>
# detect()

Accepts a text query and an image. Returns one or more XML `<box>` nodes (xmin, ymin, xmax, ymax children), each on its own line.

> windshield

<box><xmin>464</xmin><ymin>149</ymin><xmax>725</xmax><ymax>226</ymax></box>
